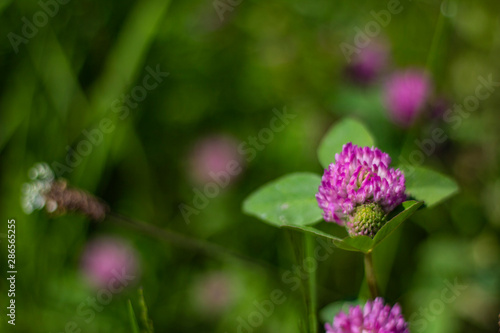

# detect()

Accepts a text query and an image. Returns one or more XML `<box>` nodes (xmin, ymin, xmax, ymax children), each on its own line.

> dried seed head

<box><xmin>45</xmin><ymin>180</ymin><xmax>109</xmax><ymax>221</ymax></box>
<box><xmin>21</xmin><ymin>163</ymin><xmax>109</xmax><ymax>221</ymax></box>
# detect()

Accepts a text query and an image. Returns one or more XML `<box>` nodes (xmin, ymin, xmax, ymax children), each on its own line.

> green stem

<box><xmin>364</xmin><ymin>251</ymin><xmax>379</xmax><ymax>298</ymax></box>
<box><xmin>107</xmin><ymin>212</ymin><xmax>274</xmax><ymax>272</ymax></box>
<box><xmin>304</xmin><ymin>233</ymin><xmax>318</xmax><ymax>333</ymax></box>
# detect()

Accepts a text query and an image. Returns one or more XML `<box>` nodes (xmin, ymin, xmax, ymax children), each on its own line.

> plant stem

<box><xmin>107</xmin><ymin>212</ymin><xmax>273</xmax><ymax>271</ymax></box>
<box><xmin>304</xmin><ymin>233</ymin><xmax>318</xmax><ymax>333</ymax></box>
<box><xmin>364</xmin><ymin>251</ymin><xmax>379</xmax><ymax>298</ymax></box>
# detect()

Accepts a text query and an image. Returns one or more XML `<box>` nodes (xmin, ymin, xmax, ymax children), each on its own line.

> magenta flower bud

<box><xmin>80</xmin><ymin>237</ymin><xmax>140</xmax><ymax>289</ymax></box>
<box><xmin>188</xmin><ymin>135</ymin><xmax>243</xmax><ymax>186</ymax></box>
<box><xmin>325</xmin><ymin>298</ymin><xmax>410</xmax><ymax>333</ymax></box>
<box><xmin>384</xmin><ymin>69</ymin><xmax>432</xmax><ymax>127</ymax></box>
<box><xmin>347</xmin><ymin>41</ymin><xmax>390</xmax><ymax>84</ymax></box>
<box><xmin>316</xmin><ymin>143</ymin><xmax>406</xmax><ymax>237</ymax></box>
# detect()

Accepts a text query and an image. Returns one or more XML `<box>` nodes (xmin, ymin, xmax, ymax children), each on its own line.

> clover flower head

<box><xmin>316</xmin><ymin>143</ymin><xmax>406</xmax><ymax>237</ymax></box>
<box><xmin>325</xmin><ymin>298</ymin><xmax>410</xmax><ymax>333</ymax></box>
<box><xmin>384</xmin><ymin>68</ymin><xmax>431</xmax><ymax>127</ymax></box>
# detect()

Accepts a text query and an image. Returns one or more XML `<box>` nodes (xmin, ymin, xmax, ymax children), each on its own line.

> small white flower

<box><xmin>21</xmin><ymin>163</ymin><xmax>54</xmax><ymax>214</ymax></box>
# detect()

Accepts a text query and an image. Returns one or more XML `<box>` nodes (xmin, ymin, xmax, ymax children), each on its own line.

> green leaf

<box><xmin>372</xmin><ymin>201</ymin><xmax>423</xmax><ymax>247</ymax></box>
<box><xmin>401</xmin><ymin>166</ymin><xmax>459</xmax><ymax>207</ymax></box>
<box><xmin>282</xmin><ymin>201</ymin><xmax>422</xmax><ymax>253</ymax></box>
<box><xmin>320</xmin><ymin>299</ymin><xmax>364</xmax><ymax>324</ymax></box>
<box><xmin>282</xmin><ymin>225</ymin><xmax>344</xmax><ymax>242</ymax></box>
<box><xmin>317</xmin><ymin>118</ymin><xmax>375</xmax><ymax>169</ymax></box>
<box><xmin>337</xmin><ymin>235</ymin><xmax>374</xmax><ymax>253</ymax></box>
<box><xmin>243</xmin><ymin>173</ymin><xmax>323</xmax><ymax>227</ymax></box>
<box><xmin>127</xmin><ymin>299</ymin><xmax>140</xmax><ymax>333</ymax></box>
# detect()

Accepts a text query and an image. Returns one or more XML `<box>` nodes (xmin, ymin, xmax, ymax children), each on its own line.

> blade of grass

<box><xmin>138</xmin><ymin>287</ymin><xmax>154</xmax><ymax>333</ymax></box>
<box><xmin>425</xmin><ymin>5</ymin><xmax>446</xmax><ymax>73</ymax></box>
<box><xmin>27</xmin><ymin>27</ymin><xmax>90</xmax><ymax>120</ymax></box>
<box><xmin>88</xmin><ymin>0</ymin><xmax>172</xmax><ymax>117</ymax></box>
<box><xmin>286</xmin><ymin>229</ymin><xmax>318</xmax><ymax>332</ymax></box>
<box><xmin>127</xmin><ymin>299</ymin><xmax>141</xmax><ymax>333</ymax></box>
<box><xmin>73</xmin><ymin>0</ymin><xmax>172</xmax><ymax>189</ymax></box>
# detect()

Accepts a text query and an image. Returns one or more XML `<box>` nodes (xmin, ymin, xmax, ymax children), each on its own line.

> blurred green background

<box><xmin>1</xmin><ymin>0</ymin><xmax>499</xmax><ymax>332</ymax></box>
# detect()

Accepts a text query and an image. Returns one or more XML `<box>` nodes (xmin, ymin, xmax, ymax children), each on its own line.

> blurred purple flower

<box><xmin>429</xmin><ymin>96</ymin><xmax>450</xmax><ymax>119</ymax></box>
<box><xmin>316</xmin><ymin>143</ymin><xmax>406</xmax><ymax>237</ymax></box>
<box><xmin>384</xmin><ymin>69</ymin><xmax>432</xmax><ymax>127</ymax></box>
<box><xmin>347</xmin><ymin>41</ymin><xmax>390</xmax><ymax>84</ymax></box>
<box><xmin>80</xmin><ymin>237</ymin><xmax>140</xmax><ymax>289</ymax></box>
<box><xmin>191</xmin><ymin>271</ymin><xmax>236</xmax><ymax>316</ymax></box>
<box><xmin>188</xmin><ymin>135</ymin><xmax>243</xmax><ymax>185</ymax></box>
<box><xmin>325</xmin><ymin>298</ymin><xmax>409</xmax><ymax>333</ymax></box>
